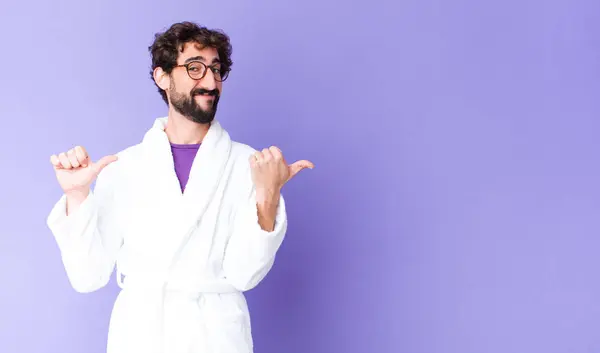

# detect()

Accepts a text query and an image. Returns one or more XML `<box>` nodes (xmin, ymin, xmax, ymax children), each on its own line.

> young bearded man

<box><xmin>47</xmin><ymin>21</ymin><xmax>313</xmax><ymax>353</ymax></box>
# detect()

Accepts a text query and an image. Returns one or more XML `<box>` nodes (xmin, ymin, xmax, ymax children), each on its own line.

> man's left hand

<box><xmin>249</xmin><ymin>146</ymin><xmax>314</xmax><ymax>205</ymax></box>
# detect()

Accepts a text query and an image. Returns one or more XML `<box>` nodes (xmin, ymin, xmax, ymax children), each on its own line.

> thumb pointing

<box><xmin>92</xmin><ymin>155</ymin><xmax>118</xmax><ymax>174</ymax></box>
<box><xmin>287</xmin><ymin>159</ymin><xmax>314</xmax><ymax>181</ymax></box>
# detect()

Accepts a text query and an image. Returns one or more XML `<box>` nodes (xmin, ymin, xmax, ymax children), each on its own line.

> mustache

<box><xmin>192</xmin><ymin>88</ymin><xmax>220</xmax><ymax>97</ymax></box>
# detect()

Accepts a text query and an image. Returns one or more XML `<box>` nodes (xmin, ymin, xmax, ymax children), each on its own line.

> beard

<box><xmin>169</xmin><ymin>81</ymin><xmax>220</xmax><ymax>125</ymax></box>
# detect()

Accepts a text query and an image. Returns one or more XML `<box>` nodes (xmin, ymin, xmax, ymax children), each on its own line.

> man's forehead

<box><xmin>179</xmin><ymin>42</ymin><xmax>220</xmax><ymax>63</ymax></box>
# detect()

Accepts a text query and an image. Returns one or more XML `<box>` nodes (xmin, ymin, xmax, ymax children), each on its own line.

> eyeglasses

<box><xmin>175</xmin><ymin>61</ymin><xmax>230</xmax><ymax>82</ymax></box>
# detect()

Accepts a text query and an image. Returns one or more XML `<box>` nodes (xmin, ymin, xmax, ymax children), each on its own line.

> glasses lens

<box><xmin>187</xmin><ymin>62</ymin><xmax>206</xmax><ymax>79</ymax></box>
<box><xmin>218</xmin><ymin>69</ymin><xmax>229</xmax><ymax>82</ymax></box>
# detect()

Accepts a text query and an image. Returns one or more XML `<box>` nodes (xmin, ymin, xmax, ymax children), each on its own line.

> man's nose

<box><xmin>199</xmin><ymin>70</ymin><xmax>217</xmax><ymax>90</ymax></box>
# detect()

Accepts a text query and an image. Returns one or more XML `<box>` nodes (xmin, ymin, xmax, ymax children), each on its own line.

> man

<box><xmin>46</xmin><ymin>21</ymin><xmax>313</xmax><ymax>353</ymax></box>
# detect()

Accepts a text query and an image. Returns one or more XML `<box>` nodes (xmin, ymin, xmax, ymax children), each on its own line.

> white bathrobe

<box><xmin>46</xmin><ymin>117</ymin><xmax>288</xmax><ymax>353</ymax></box>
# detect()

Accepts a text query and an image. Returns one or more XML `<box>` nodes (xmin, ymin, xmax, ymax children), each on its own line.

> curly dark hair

<box><xmin>148</xmin><ymin>21</ymin><xmax>233</xmax><ymax>105</ymax></box>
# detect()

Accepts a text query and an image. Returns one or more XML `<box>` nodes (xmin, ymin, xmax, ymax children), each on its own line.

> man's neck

<box><xmin>164</xmin><ymin>109</ymin><xmax>210</xmax><ymax>144</ymax></box>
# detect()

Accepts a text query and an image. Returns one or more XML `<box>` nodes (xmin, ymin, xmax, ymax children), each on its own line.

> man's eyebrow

<box><xmin>184</xmin><ymin>56</ymin><xmax>204</xmax><ymax>63</ymax></box>
<box><xmin>184</xmin><ymin>56</ymin><xmax>221</xmax><ymax>64</ymax></box>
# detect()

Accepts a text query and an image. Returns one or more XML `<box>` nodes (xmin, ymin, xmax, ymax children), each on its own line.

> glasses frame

<box><xmin>174</xmin><ymin>61</ymin><xmax>229</xmax><ymax>82</ymax></box>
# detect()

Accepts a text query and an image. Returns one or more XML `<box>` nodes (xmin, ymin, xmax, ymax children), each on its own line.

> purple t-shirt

<box><xmin>170</xmin><ymin>142</ymin><xmax>200</xmax><ymax>192</ymax></box>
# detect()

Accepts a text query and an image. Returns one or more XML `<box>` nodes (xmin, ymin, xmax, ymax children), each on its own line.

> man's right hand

<box><xmin>50</xmin><ymin>146</ymin><xmax>118</xmax><ymax>198</ymax></box>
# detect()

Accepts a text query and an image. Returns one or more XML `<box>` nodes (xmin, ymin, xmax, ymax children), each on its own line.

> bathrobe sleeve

<box><xmin>46</xmin><ymin>162</ymin><xmax>124</xmax><ymax>293</ymax></box>
<box><xmin>222</xmin><ymin>163</ymin><xmax>288</xmax><ymax>291</ymax></box>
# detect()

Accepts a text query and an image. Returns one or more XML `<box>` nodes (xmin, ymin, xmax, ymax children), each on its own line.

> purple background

<box><xmin>1</xmin><ymin>0</ymin><xmax>600</xmax><ymax>352</ymax></box>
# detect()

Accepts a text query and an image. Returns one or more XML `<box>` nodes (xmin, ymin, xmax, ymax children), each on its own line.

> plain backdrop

<box><xmin>1</xmin><ymin>0</ymin><xmax>600</xmax><ymax>352</ymax></box>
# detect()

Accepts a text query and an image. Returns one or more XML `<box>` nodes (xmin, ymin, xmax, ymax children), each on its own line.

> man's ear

<box><xmin>153</xmin><ymin>67</ymin><xmax>170</xmax><ymax>90</ymax></box>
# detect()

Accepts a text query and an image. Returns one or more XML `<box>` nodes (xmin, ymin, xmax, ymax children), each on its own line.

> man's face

<box><xmin>167</xmin><ymin>43</ymin><xmax>224</xmax><ymax>124</ymax></box>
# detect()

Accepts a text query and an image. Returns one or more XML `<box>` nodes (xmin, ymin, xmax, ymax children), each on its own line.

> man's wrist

<box><xmin>65</xmin><ymin>188</ymin><xmax>90</xmax><ymax>216</ymax></box>
<box><xmin>255</xmin><ymin>187</ymin><xmax>280</xmax><ymax>232</ymax></box>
